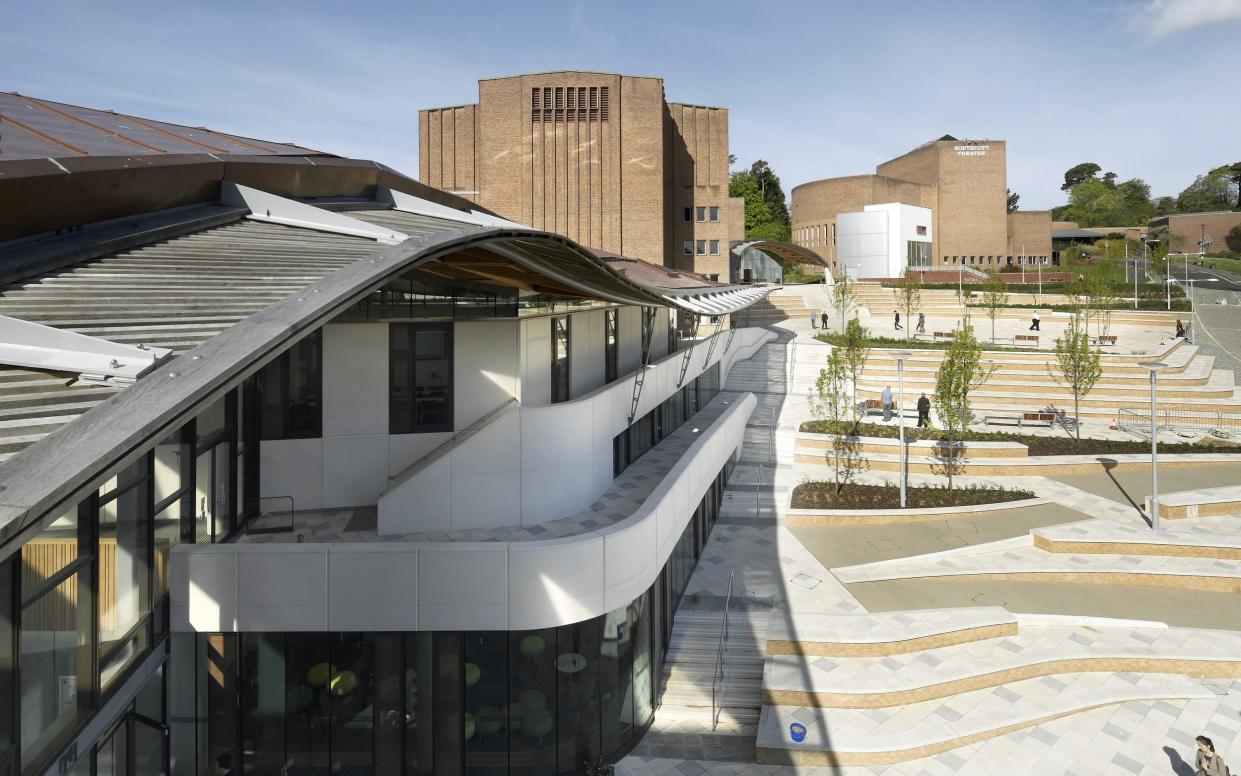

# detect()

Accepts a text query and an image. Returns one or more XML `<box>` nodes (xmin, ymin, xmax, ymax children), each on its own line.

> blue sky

<box><xmin>3</xmin><ymin>0</ymin><xmax>1239</xmax><ymax>210</ymax></box>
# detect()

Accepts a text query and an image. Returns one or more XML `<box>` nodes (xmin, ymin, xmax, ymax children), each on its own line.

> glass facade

<box><xmin>551</xmin><ymin>317</ymin><xmax>570</xmax><ymax>404</ymax></box>
<box><xmin>604</xmin><ymin>309</ymin><xmax>618</xmax><ymax>384</ymax></box>
<box><xmin>257</xmin><ymin>330</ymin><xmax>322</xmax><ymax>440</ymax></box>
<box><xmin>613</xmin><ymin>364</ymin><xmax>721</xmax><ymax>478</ymax></box>
<box><xmin>203</xmin><ymin>595</ymin><xmax>656</xmax><ymax>776</ymax></box>
<box><xmin>390</xmin><ymin>323</ymin><xmax>454</xmax><ymax>434</ymax></box>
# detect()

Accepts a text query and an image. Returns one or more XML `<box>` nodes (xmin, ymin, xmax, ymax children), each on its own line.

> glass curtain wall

<box><xmin>612</xmin><ymin>364</ymin><xmax>721</xmax><ymax>478</ymax></box>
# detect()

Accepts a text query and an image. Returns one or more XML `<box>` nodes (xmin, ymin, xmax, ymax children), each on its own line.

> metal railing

<box><xmin>711</xmin><ymin>570</ymin><xmax>735</xmax><ymax>730</ymax></box>
<box><xmin>1118</xmin><ymin>407</ymin><xmax>1241</xmax><ymax>439</ymax></box>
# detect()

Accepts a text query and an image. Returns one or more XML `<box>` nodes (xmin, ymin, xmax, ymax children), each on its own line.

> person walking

<box><xmin>1194</xmin><ymin>735</ymin><xmax>1227</xmax><ymax>776</ymax></box>
<box><xmin>894</xmin><ymin>310</ymin><xmax>902</xmax><ymax>330</ymax></box>
<box><xmin>809</xmin><ymin>311</ymin><xmax>817</xmax><ymax>330</ymax></box>
<box><xmin>916</xmin><ymin>312</ymin><xmax>926</xmax><ymax>334</ymax></box>
<box><xmin>821</xmin><ymin>310</ymin><xmax>829</xmax><ymax>330</ymax></box>
<box><xmin>917</xmin><ymin>393</ymin><xmax>931</xmax><ymax>428</ymax></box>
<box><xmin>1175</xmin><ymin>318</ymin><xmax>1186</xmax><ymax>339</ymax></box>
<box><xmin>1029</xmin><ymin>311</ymin><xmax>1041</xmax><ymax>331</ymax></box>
<box><xmin>881</xmin><ymin>385</ymin><xmax>894</xmax><ymax>422</ymax></box>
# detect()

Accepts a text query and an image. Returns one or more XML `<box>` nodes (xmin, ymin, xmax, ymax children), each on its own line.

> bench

<box><xmin>932</xmin><ymin>331</ymin><xmax>954</xmax><ymax>341</ymax></box>
<box><xmin>990</xmin><ymin>336</ymin><xmax>1015</xmax><ymax>345</ymax></box>
<box><xmin>1015</xmin><ymin>334</ymin><xmax>1039</xmax><ymax>345</ymax></box>
<box><xmin>1091</xmin><ymin>335</ymin><xmax>1117</xmax><ymax>346</ymax></box>
<box><xmin>859</xmin><ymin>399</ymin><xmax>916</xmax><ymax>419</ymax></box>
<box><xmin>983</xmin><ymin>411</ymin><xmax>1056</xmax><ymax>428</ymax></box>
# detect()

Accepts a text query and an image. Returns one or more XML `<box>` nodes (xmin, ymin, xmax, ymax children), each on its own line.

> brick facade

<box><xmin>1149</xmin><ymin>211</ymin><xmax>1241</xmax><ymax>255</ymax></box>
<box><xmin>791</xmin><ymin>137</ymin><xmax>1052</xmax><ymax>270</ymax></box>
<box><xmin>419</xmin><ymin>71</ymin><xmax>731</xmax><ymax>276</ymax></box>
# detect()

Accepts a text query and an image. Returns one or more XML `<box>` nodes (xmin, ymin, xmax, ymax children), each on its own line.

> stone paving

<box><xmin>619</xmin><ymin>298</ymin><xmax>1241</xmax><ymax>775</ymax></box>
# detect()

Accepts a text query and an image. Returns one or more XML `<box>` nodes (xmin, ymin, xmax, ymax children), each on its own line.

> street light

<box><xmin>1182</xmin><ymin>277</ymin><xmax>1218</xmax><ymax>344</ymax></box>
<box><xmin>1139</xmin><ymin>361</ymin><xmax>1168</xmax><ymax>531</ymax></box>
<box><xmin>891</xmin><ymin>350</ymin><xmax>913</xmax><ymax>508</ymax></box>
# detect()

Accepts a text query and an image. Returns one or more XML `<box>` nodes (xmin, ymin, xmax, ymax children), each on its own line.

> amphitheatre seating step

<box><xmin>794</xmin><ymin>448</ymin><xmax>1241</xmax><ymax>476</ymax></box>
<box><xmin>765</xmin><ymin>607</ymin><xmax>1017</xmax><ymax>657</ymax></box>
<box><xmin>1033</xmin><ymin>518</ymin><xmax>1241</xmax><ymax>560</ymax></box>
<box><xmin>795</xmin><ymin>433</ymin><xmax>1027</xmax><ymax>459</ymax></box>
<box><xmin>762</xmin><ymin>622</ymin><xmax>1241</xmax><ymax>709</ymax></box>
<box><xmin>832</xmin><ymin>539</ymin><xmax>1241</xmax><ymax>593</ymax></box>
<box><xmin>755</xmin><ymin>672</ymin><xmax>1214</xmax><ymax>766</ymax></box>
<box><xmin>1151</xmin><ymin>485</ymin><xmax>1241</xmax><ymax>519</ymax></box>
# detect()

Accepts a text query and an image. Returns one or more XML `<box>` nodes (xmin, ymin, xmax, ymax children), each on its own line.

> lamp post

<box><xmin>892</xmin><ymin>350</ymin><xmax>912</xmax><ymax>508</ymax></box>
<box><xmin>1132</xmin><ymin>258</ymin><xmax>1138</xmax><ymax>310</ymax></box>
<box><xmin>1140</xmin><ymin>361</ymin><xmax>1167</xmax><ymax>531</ymax></box>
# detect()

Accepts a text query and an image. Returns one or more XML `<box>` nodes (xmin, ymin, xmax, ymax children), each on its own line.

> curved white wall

<box><xmin>377</xmin><ymin>326</ymin><xmax>773</xmax><ymax>534</ymax></box>
<box><xmin>171</xmin><ymin>391</ymin><xmax>757</xmax><ymax>633</ymax></box>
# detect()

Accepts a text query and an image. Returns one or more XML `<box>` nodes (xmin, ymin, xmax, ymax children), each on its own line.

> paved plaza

<box><xmin>620</xmin><ymin>286</ymin><xmax>1241</xmax><ymax>775</ymax></box>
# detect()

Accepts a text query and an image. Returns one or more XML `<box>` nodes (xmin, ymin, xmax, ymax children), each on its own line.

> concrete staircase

<box><xmin>657</xmin><ymin>608</ymin><xmax>770</xmax><ymax>727</ymax></box>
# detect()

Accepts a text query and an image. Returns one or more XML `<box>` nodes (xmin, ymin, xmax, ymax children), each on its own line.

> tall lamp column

<box><xmin>892</xmin><ymin>350</ymin><xmax>912</xmax><ymax>508</ymax></box>
<box><xmin>1140</xmin><ymin>361</ymin><xmax>1167</xmax><ymax>531</ymax></box>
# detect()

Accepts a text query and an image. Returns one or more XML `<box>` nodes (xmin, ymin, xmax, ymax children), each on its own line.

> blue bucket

<box><xmin>789</xmin><ymin>722</ymin><xmax>807</xmax><ymax>742</ymax></box>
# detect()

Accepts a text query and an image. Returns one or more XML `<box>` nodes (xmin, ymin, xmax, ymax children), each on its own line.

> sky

<box><xmin>2</xmin><ymin>0</ymin><xmax>1239</xmax><ymax>211</ymax></box>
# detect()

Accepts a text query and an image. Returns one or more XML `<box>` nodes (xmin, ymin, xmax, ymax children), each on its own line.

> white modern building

<box><xmin>835</xmin><ymin>202</ymin><xmax>933</xmax><ymax>279</ymax></box>
<box><xmin>0</xmin><ymin>94</ymin><xmax>775</xmax><ymax>776</ymax></box>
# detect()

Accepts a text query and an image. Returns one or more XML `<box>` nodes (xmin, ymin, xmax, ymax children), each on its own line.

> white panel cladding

<box><xmin>453</xmin><ymin>319</ymin><xmax>518</xmax><ymax>427</ymax></box>
<box><xmin>322</xmin><ymin>434</ymin><xmax>389</xmax><ymax>509</ymax></box>
<box><xmin>259</xmin><ymin>438</ymin><xmax>323</xmax><ymax>511</ymax></box>
<box><xmin>520</xmin><ymin>316</ymin><xmax>552</xmax><ymax>406</ymax></box>
<box><xmin>570</xmin><ymin>309</ymin><xmax>605</xmax><ymax>397</ymax></box>
<box><xmin>837</xmin><ymin>209</ymin><xmax>889</xmax><ymax>279</ymax></box>
<box><xmin>617</xmin><ymin>305</ymin><xmax>642</xmax><ymax>375</ymax></box>
<box><xmin>172</xmin><ymin>391</ymin><xmax>756</xmax><ymax>633</ymax></box>
<box><xmin>378</xmin><ymin>326</ymin><xmax>773</xmax><ymax>534</ymax></box>
<box><xmin>323</xmin><ymin>323</ymin><xmax>388</xmax><ymax>437</ymax></box>
<box><xmin>650</xmin><ymin>307</ymin><xmax>670</xmax><ymax>360</ymax></box>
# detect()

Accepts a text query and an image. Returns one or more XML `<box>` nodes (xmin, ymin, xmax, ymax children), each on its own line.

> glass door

<box><xmin>130</xmin><ymin>713</ymin><xmax>169</xmax><ymax>776</ymax></box>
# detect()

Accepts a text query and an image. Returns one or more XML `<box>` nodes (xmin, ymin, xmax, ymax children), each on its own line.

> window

<box><xmin>709</xmin><ymin>240</ymin><xmax>719</xmax><ymax>256</ymax></box>
<box><xmin>640</xmin><ymin>307</ymin><xmax>655</xmax><ymax>363</ymax></box>
<box><xmin>532</xmin><ymin>85</ymin><xmax>608</xmax><ymax>122</ymax></box>
<box><xmin>696</xmin><ymin>240</ymin><xmax>706</xmax><ymax>256</ymax></box>
<box><xmin>0</xmin><ymin>558</ymin><xmax>13</xmax><ymax>770</ymax></box>
<box><xmin>551</xmin><ymin>316</ymin><xmax>571</xmax><ymax>404</ymax></box>
<box><xmin>695</xmin><ymin>207</ymin><xmax>706</xmax><ymax>222</ymax></box>
<box><xmin>97</xmin><ymin>457</ymin><xmax>153</xmax><ymax>690</ymax></box>
<box><xmin>682</xmin><ymin>207</ymin><xmax>691</xmax><ymax>223</ymax></box>
<box><xmin>390</xmin><ymin>323</ymin><xmax>453</xmax><ymax>433</ymax></box>
<box><xmin>906</xmin><ymin>241</ymin><xmax>931</xmax><ymax>268</ymax></box>
<box><xmin>257</xmin><ymin>330</ymin><xmax>321</xmax><ymax>439</ymax></box>
<box><xmin>605</xmin><ymin>308</ymin><xmax>619</xmax><ymax>383</ymax></box>
<box><xmin>709</xmin><ymin>206</ymin><xmax>719</xmax><ymax>222</ymax></box>
<box><xmin>682</xmin><ymin>241</ymin><xmax>692</xmax><ymax>256</ymax></box>
<box><xmin>916</xmin><ymin>225</ymin><xmax>927</xmax><ymax>236</ymax></box>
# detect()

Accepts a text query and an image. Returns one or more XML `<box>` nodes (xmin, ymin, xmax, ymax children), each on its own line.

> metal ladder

<box><xmin>628</xmin><ymin>307</ymin><xmax>656</xmax><ymax>425</ymax></box>
<box><xmin>699</xmin><ymin>315</ymin><xmax>724</xmax><ymax>369</ymax></box>
<box><xmin>675</xmin><ymin>313</ymin><xmax>701</xmax><ymax>387</ymax></box>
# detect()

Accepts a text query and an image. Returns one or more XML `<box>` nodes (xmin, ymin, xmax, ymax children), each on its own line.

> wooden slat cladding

<box><xmin>531</xmin><ymin>86</ymin><xmax>609</xmax><ymax>123</ymax></box>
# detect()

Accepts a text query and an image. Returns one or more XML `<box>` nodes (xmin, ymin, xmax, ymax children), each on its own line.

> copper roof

<box><xmin>0</xmin><ymin>92</ymin><xmax>323</xmax><ymax>161</ymax></box>
<box><xmin>596</xmin><ymin>254</ymin><xmax>723</xmax><ymax>289</ymax></box>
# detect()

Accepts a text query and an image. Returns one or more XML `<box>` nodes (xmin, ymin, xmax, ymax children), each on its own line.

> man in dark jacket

<box><xmin>917</xmin><ymin>393</ymin><xmax>931</xmax><ymax>428</ymax></box>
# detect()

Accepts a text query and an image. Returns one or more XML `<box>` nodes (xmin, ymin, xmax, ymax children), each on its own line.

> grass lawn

<box><xmin>798</xmin><ymin>420</ymin><xmax>1241</xmax><ymax>456</ymax></box>
<box><xmin>814</xmin><ymin>332</ymin><xmax>1043</xmax><ymax>352</ymax></box>
<box><xmin>791</xmin><ymin>481</ymin><xmax>1035</xmax><ymax>509</ymax></box>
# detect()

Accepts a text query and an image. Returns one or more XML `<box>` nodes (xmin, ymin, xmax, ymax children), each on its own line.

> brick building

<box><xmin>790</xmin><ymin>135</ymin><xmax>1053</xmax><ymax>277</ymax></box>
<box><xmin>1148</xmin><ymin>210</ymin><xmax>1241</xmax><ymax>256</ymax></box>
<box><xmin>420</xmin><ymin>71</ymin><xmax>733</xmax><ymax>278</ymax></box>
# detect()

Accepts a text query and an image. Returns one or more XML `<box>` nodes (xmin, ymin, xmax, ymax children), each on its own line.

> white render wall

<box><xmin>171</xmin><ymin>391</ymin><xmax>757</xmax><ymax>633</ymax></box>
<box><xmin>377</xmin><ymin>326</ymin><xmax>773</xmax><ymax>534</ymax></box>
<box><xmin>837</xmin><ymin>203</ymin><xmax>933</xmax><ymax>279</ymax></box>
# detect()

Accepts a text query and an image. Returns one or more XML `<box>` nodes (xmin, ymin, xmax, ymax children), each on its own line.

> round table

<box><xmin>555</xmin><ymin>653</ymin><xmax>586</xmax><ymax>673</ymax></box>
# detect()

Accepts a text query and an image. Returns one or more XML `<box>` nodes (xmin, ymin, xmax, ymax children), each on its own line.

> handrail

<box><xmin>711</xmin><ymin>569</ymin><xmax>735</xmax><ymax>730</ymax></box>
<box><xmin>386</xmin><ymin>397</ymin><xmax>518</xmax><ymax>486</ymax></box>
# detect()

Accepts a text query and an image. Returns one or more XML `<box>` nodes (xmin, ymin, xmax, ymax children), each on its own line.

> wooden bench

<box><xmin>1091</xmin><ymin>335</ymin><xmax>1117</xmax><ymax>346</ymax></box>
<box><xmin>932</xmin><ymin>331</ymin><xmax>954</xmax><ymax>341</ymax></box>
<box><xmin>1014</xmin><ymin>334</ymin><xmax>1039</xmax><ymax>345</ymax></box>
<box><xmin>983</xmin><ymin>411</ymin><xmax>1056</xmax><ymax>428</ymax></box>
<box><xmin>990</xmin><ymin>336</ymin><xmax>1015</xmax><ymax>345</ymax></box>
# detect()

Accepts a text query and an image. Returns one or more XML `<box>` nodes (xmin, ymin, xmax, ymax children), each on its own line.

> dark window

<box><xmin>390</xmin><ymin>323</ymin><xmax>453</xmax><ymax>434</ymax></box>
<box><xmin>258</xmin><ymin>330</ymin><xmax>322</xmax><ymax>439</ymax></box>
<box><xmin>0</xmin><ymin>559</ymin><xmax>14</xmax><ymax>771</ymax></box>
<box><xmin>682</xmin><ymin>241</ymin><xmax>692</xmax><ymax>256</ymax></box>
<box><xmin>695</xmin><ymin>206</ymin><xmax>706</xmax><ymax>222</ymax></box>
<box><xmin>709</xmin><ymin>240</ymin><xmax>720</xmax><ymax>256</ymax></box>
<box><xmin>682</xmin><ymin>207</ymin><xmax>692</xmax><ymax>223</ymax></box>
<box><xmin>605</xmin><ymin>309</ymin><xmax>619</xmax><ymax>383</ymax></box>
<box><xmin>640</xmin><ymin>308</ymin><xmax>655</xmax><ymax>364</ymax></box>
<box><xmin>97</xmin><ymin>456</ymin><xmax>153</xmax><ymax>691</ymax></box>
<box><xmin>695</xmin><ymin>240</ymin><xmax>706</xmax><ymax>255</ymax></box>
<box><xmin>709</xmin><ymin>206</ymin><xmax>720</xmax><ymax>222</ymax></box>
<box><xmin>551</xmin><ymin>316</ymin><xmax>571</xmax><ymax>404</ymax></box>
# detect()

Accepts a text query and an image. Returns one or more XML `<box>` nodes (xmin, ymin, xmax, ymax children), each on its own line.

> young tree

<box><xmin>830</xmin><ymin>271</ymin><xmax>856</xmax><ymax>327</ymax></box>
<box><xmin>932</xmin><ymin>320</ymin><xmax>993</xmax><ymax>488</ymax></box>
<box><xmin>1006</xmin><ymin>189</ymin><xmax>1020</xmax><ymax>212</ymax></box>
<box><xmin>979</xmin><ymin>272</ymin><xmax>1009</xmax><ymax>343</ymax></box>
<box><xmin>840</xmin><ymin>317</ymin><xmax>870</xmax><ymax>429</ymax></box>
<box><xmin>1052</xmin><ymin>314</ymin><xmax>1103</xmax><ymax>440</ymax></box>
<box><xmin>892</xmin><ymin>272</ymin><xmax>922</xmax><ymax>343</ymax></box>
<box><xmin>809</xmin><ymin>348</ymin><xmax>855</xmax><ymax>490</ymax></box>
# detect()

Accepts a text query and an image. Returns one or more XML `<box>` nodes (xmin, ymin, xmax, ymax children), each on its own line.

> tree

<box><xmin>809</xmin><ymin>348</ymin><xmax>856</xmax><ymax>490</ymax></box>
<box><xmin>1052</xmin><ymin>314</ymin><xmax>1103</xmax><ymax>440</ymax></box>
<box><xmin>1006</xmin><ymin>189</ymin><xmax>1020</xmax><ymax>213</ymax></box>
<box><xmin>1176</xmin><ymin>164</ymin><xmax>1240</xmax><ymax>214</ymax></box>
<box><xmin>831</xmin><ymin>271</ymin><xmax>856</xmax><ymax>327</ymax></box>
<box><xmin>728</xmin><ymin>162</ymin><xmax>791</xmax><ymax>241</ymax></box>
<box><xmin>891</xmin><ymin>273</ymin><xmax>922</xmax><ymax>343</ymax></box>
<box><xmin>1112</xmin><ymin>178</ymin><xmax>1155</xmax><ymax>225</ymax></box>
<box><xmin>840</xmin><ymin>317</ymin><xmax>870</xmax><ymax>429</ymax></box>
<box><xmin>749</xmin><ymin>160</ymin><xmax>791</xmax><ymax>226</ymax></box>
<box><xmin>979</xmin><ymin>273</ymin><xmax>1009</xmax><ymax>343</ymax></box>
<box><xmin>1061</xmin><ymin>178</ymin><xmax>1120</xmax><ymax>227</ymax></box>
<box><xmin>1227</xmin><ymin>225</ymin><xmax>1241</xmax><ymax>254</ymax></box>
<box><xmin>1062</xmin><ymin>162</ymin><xmax>1102</xmax><ymax>191</ymax></box>
<box><xmin>932</xmin><ymin>320</ymin><xmax>993</xmax><ymax>489</ymax></box>
<box><xmin>1153</xmin><ymin>196</ymin><xmax>1177</xmax><ymax>217</ymax></box>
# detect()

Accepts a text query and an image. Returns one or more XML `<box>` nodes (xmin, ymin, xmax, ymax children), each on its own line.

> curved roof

<box><xmin>733</xmin><ymin>239</ymin><xmax>829</xmax><ymax>267</ymax></box>
<box><xmin>0</xmin><ymin>177</ymin><xmax>770</xmax><ymax>551</ymax></box>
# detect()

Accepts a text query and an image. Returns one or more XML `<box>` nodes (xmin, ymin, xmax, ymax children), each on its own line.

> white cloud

<box><xmin>1128</xmin><ymin>0</ymin><xmax>1241</xmax><ymax>38</ymax></box>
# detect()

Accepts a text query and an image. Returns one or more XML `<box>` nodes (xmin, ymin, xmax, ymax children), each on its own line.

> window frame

<box><xmin>695</xmin><ymin>206</ymin><xmax>706</xmax><ymax>223</ymax></box>
<box><xmin>551</xmin><ymin>315</ymin><xmax>571</xmax><ymax>404</ymax></box>
<box><xmin>257</xmin><ymin>330</ymin><xmax>322</xmax><ymax>440</ymax></box>
<box><xmin>604</xmin><ymin>308</ymin><xmax>619</xmax><ymax>384</ymax></box>
<box><xmin>389</xmin><ymin>322</ymin><xmax>454</xmax><ymax>435</ymax></box>
<box><xmin>709</xmin><ymin>206</ymin><xmax>719</xmax><ymax>223</ymax></box>
<box><xmin>695</xmin><ymin>240</ymin><xmax>706</xmax><ymax>256</ymax></box>
<box><xmin>709</xmin><ymin>240</ymin><xmax>719</xmax><ymax>256</ymax></box>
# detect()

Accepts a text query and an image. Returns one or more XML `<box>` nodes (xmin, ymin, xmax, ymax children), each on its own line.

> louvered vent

<box><xmin>531</xmin><ymin>86</ymin><xmax>609</xmax><ymax>122</ymax></box>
